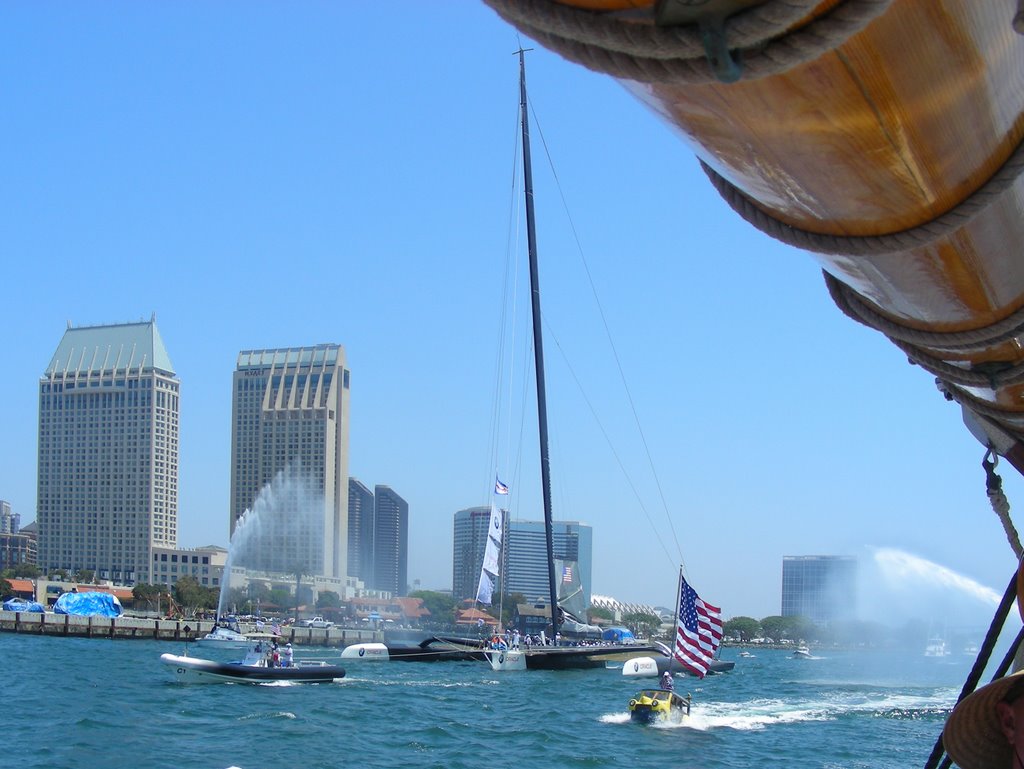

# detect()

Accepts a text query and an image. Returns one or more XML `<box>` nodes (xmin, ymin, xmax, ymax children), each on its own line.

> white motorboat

<box><xmin>197</xmin><ymin>620</ymin><xmax>279</xmax><ymax>650</ymax></box>
<box><xmin>161</xmin><ymin>641</ymin><xmax>345</xmax><ymax>684</ymax></box>
<box><xmin>792</xmin><ymin>645</ymin><xmax>812</xmax><ymax>659</ymax></box>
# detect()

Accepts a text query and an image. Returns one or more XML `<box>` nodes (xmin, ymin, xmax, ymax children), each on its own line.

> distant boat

<box><xmin>197</xmin><ymin>619</ymin><xmax>277</xmax><ymax>650</ymax></box>
<box><xmin>924</xmin><ymin>637</ymin><xmax>950</xmax><ymax>657</ymax></box>
<box><xmin>792</xmin><ymin>645</ymin><xmax>812</xmax><ymax>659</ymax></box>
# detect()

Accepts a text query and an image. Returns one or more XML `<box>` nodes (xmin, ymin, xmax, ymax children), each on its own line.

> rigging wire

<box><xmin>542</xmin><ymin>318</ymin><xmax>678</xmax><ymax>570</ymax></box>
<box><xmin>527</xmin><ymin>91</ymin><xmax>686</xmax><ymax>569</ymax></box>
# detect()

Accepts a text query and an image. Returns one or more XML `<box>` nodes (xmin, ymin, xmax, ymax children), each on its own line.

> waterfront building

<box><xmin>452</xmin><ymin>506</ymin><xmax>509</xmax><ymax>603</ymax></box>
<box><xmin>345</xmin><ymin>481</ymin><xmax>408</xmax><ymax>596</ymax></box>
<box><xmin>452</xmin><ymin>515</ymin><xmax>593</xmax><ymax>608</ymax></box>
<box><xmin>505</xmin><ymin>519</ymin><xmax>593</xmax><ymax>609</ymax></box>
<box><xmin>151</xmin><ymin>544</ymin><xmax>228</xmax><ymax>589</ymax></box>
<box><xmin>0</xmin><ymin>531</ymin><xmax>37</xmax><ymax>572</ymax></box>
<box><xmin>229</xmin><ymin>344</ymin><xmax>351</xmax><ymax>580</ymax></box>
<box><xmin>590</xmin><ymin>593</ymin><xmax>658</xmax><ymax>623</ymax></box>
<box><xmin>781</xmin><ymin>555</ymin><xmax>858</xmax><ymax>622</ymax></box>
<box><xmin>37</xmin><ymin>319</ymin><xmax>178</xmax><ymax>585</ymax></box>
<box><xmin>0</xmin><ymin>500</ymin><xmax>21</xmax><ymax>534</ymax></box>
<box><xmin>371</xmin><ymin>485</ymin><xmax>408</xmax><ymax>596</ymax></box>
<box><xmin>347</xmin><ymin>478</ymin><xmax>374</xmax><ymax>584</ymax></box>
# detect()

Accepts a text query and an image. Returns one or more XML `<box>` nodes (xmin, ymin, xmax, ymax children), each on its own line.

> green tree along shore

<box><xmin>721</xmin><ymin>615</ymin><xmax>948</xmax><ymax>648</ymax></box>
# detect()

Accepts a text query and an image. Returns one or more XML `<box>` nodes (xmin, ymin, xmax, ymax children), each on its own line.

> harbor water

<box><xmin>4</xmin><ymin>634</ymin><xmax>975</xmax><ymax>769</ymax></box>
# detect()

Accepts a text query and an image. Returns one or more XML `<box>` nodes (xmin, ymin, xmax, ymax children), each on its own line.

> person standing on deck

<box><xmin>661</xmin><ymin>671</ymin><xmax>674</xmax><ymax>691</ymax></box>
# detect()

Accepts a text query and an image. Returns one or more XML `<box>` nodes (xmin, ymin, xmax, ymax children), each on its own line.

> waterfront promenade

<box><xmin>0</xmin><ymin>610</ymin><xmax>381</xmax><ymax>647</ymax></box>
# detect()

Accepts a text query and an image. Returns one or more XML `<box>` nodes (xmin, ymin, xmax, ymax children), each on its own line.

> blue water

<box><xmin>3</xmin><ymin>635</ymin><xmax>971</xmax><ymax>769</ymax></box>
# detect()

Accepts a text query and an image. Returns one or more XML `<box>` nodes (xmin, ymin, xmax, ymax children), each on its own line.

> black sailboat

<box><xmin>483</xmin><ymin>50</ymin><xmax>664</xmax><ymax>672</ymax></box>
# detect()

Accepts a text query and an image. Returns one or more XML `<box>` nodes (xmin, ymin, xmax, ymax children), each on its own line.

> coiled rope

<box><xmin>483</xmin><ymin>0</ymin><xmax>894</xmax><ymax>84</ymax></box>
<box><xmin>824</xmin><ymin>274</ymin><xmax>1024</xmax><ymax>354</ymax></box>
<box><xmin>701</xmin><ymin>123</ymin><xmax>1024</xmax><ymax>258</ymax></box>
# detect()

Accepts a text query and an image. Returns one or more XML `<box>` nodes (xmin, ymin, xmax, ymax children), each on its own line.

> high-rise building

<box><xmin>372</xmin><ymin>485</ymin><xmax>408</xmax><ymax>596</ymax></box>
<box><xmin>37</xmin><ymin>319</ymin><xmax>178</xmax><ymax>584</ymax></box>
<box><xmin>453</xmin><ymin>515</ymin><xmax>593</xmax><ymax>608</ymax></box>
<box><xmin>452</xmin><ymin>505</ymin><xmax>509</xmax><ymax>603</ymax></box>
<box><xmin>347</xmin><ymin>478</ymin><xmax>374</xmax><ymax>584</ymax></box>
<box><xmin>781</xmin><ymin>555</ymin><xmax>858</xmax><ymax>622</ymax></box>
<box><xmin>0</xmin><ymin>500</ymin><xmax>19</xmax><ymax>534</ymax></box>
<box><xmin>229</xmin><ymin>344</ymin><xmax>351</xmax><ymax>580</ymax></box>
<box><xmin>505</xmin><ymin>520</ymin><xmax>593</xmax><ymax>609</ymax></box>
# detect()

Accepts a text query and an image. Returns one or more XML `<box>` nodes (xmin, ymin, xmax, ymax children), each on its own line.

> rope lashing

<box><xmin>937</xmin><ymin>381</ymin><xmax>1024</xmax><ymax>436</ymax></box>
<box><xmin>700</xmin><ymin>123</ymin><xmax>1024</xmax><ymax>258</ymax></box>
<box><xmin>824</xmin><ymin>272</ymin><xmax>1024</xmax><ymax>354</ymax></box>
<box><xmin>483</xmin><ymin>0</ymin><xmax>893</xmax><ymax>84</ymax></box>
<box><xmin>984</xmin><ymin>449</ymin><xmax>1023</xmax><ymax>558</ymax></box>
<box><xmin>824</xmin><ymin>272</ymin><xmax>1024</xmax><ymax>391</ymax></box>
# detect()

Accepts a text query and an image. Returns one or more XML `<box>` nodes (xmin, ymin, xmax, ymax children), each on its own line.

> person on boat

<box><xmin>271</xmin><ymin>643</ymin><xmax>281</xmax><ymax>668</ymax></box>
<box><xmin>282</xmin><ymin>643</ymin><xmax>294</xmax><ymax>668</ymax></box>
<box><xmin>944</xmin><ymin>668</ymin><xmax>1024</xmax><ymax>769</ymax></box>
<box><xmin>512</xmin><ymin>630</ymin><xmax>520</xmax><ymax>650</ymax></box>
<box><xmin>661</xmin><ymin>671</ymin><xmax>674</xmax><ymax>691</ymax></box>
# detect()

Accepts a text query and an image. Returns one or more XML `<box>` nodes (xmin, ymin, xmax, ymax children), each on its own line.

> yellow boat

<box><xmin>629</xmin><ymin>688</ymin><xmax>692</xmax><ymax>724</ymax></box>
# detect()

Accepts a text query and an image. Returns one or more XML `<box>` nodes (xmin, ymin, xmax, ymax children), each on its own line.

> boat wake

<box><xmin>600</xmin><ymin>689</ymin><xmax>955</xmax><ymax>731</ymax></box>
<box><xmin>237</xmin><ymin>711</ymin><xmax>297</xmax><ymax>721</ymax></box>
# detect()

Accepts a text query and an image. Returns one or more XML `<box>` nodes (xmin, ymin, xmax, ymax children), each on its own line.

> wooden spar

<box><xmin>518</xmin><ymin>48</ymin><xmax>562</xmax><ymax>640</ymax></box>
<box><xmin>487</xmin><ymin>0</ymin><xmax>1024</xmax><ymax>474</ymax></box>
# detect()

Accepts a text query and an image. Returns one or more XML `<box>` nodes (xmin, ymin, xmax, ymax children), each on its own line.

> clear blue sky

<box><xmin>2</xmin><ymin>3</ymin><xmax>1019</xmax><ymax>626</ymax></box>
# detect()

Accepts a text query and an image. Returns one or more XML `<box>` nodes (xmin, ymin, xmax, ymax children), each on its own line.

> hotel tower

<box><xmin>37</xmin><ymin>318</ymin><xmax>179</xmax><ymax>584</ymax></box>
<box><xmin>229</xmin><ymin>344</ymin><xmax>351</xmax><ymax>580</ymax></box>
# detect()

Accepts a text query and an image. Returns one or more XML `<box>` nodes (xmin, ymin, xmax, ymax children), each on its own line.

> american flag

<box><xmin>562</xmin><ymin>565</ymin><xmax>573</xmax><ymax>583</ymax></box>
<box><xmin>674</xmin><ymin>573</ymin><xmax>722</xmax><ymax>679</ymax></box>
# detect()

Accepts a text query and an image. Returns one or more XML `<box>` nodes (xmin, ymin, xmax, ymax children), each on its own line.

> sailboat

<box><xmin>479</xmin><ymin>50</ymin><xmax>670</xmax><ymax>672</ymax></box>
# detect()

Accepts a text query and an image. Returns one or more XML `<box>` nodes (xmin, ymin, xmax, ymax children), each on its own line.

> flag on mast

<box><xmin>674</xmin><ymin>573</ymin><xmax>723</xmax><ymax>679</ymax></box>
<box><xmin>494</xmin><ymin>477</ymin><xmax>509</xmax><ymax>495</ymax></box>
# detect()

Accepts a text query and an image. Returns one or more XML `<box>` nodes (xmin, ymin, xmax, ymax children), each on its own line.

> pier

<box><xmin>0</xmin><ymin>610</ymin><xmax>381</xmax><ymax>647</ymax></box>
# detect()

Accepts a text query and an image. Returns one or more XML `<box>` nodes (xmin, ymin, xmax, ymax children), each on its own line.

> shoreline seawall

<box><xmin>0</xmin><ymin>610</ymin><xmax>381</xmax><ymax>647</ymax></box>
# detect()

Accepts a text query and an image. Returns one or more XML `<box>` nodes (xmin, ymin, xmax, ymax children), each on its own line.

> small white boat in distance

<box><xmin>792</xmin><ymin>645</ymin><xmax>812</xmax><ymax>659</ymax></box>
<box><xmin>197</xmin><ymin>618</ymin><xmax>278</xmax><ymax>651</ymax></box>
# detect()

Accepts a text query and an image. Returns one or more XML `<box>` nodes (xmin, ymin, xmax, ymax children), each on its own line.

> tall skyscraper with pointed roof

<box><xmin>37</xmin><ymin>318</ymin><xmax>179</xmax><ymax>584</ymax></box>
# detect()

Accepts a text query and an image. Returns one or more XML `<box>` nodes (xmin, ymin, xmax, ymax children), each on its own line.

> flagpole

<box><xmin>671</xmin><ymin>565</ymin><xmax>684</xmax><ymax>677</ymax></box>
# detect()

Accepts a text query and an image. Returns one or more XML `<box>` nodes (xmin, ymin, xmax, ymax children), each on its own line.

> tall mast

<box><xmin>518</xmin><ymin>48</ymin><xmax>561</xmax><ymax>643</ymax></box>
